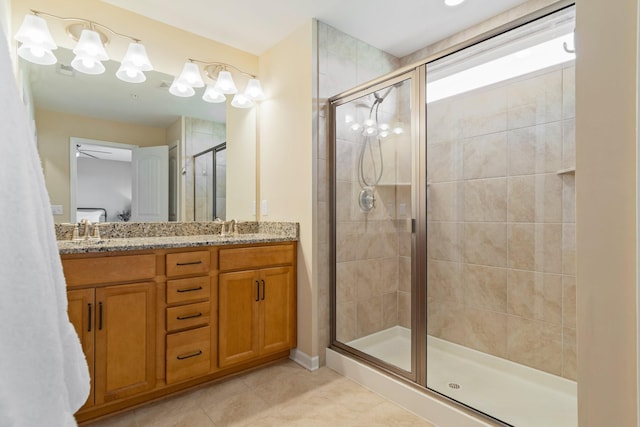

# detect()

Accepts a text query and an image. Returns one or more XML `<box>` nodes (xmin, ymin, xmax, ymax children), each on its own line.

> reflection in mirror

<box><xmin>25</xmin><ymin>46</ymin><xmax>256</xmax><ymax>223</ymax></box>
<box><xmin>193</xmin><ymin>143</ymin><xmax>226</xmax><ymax>221</ymax></box>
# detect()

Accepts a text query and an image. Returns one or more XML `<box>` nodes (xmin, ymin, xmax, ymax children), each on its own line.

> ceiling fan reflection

<box><xmin>76</xmin><ymin>144</ymin><xmax>111</xmax><ymax>159</ymax></box>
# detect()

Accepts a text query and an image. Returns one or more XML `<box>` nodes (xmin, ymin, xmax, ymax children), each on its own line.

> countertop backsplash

<box><xmin>55</xmin><ymin>221</ymin><xmax>298</xmax><ymax>241</ymax></box>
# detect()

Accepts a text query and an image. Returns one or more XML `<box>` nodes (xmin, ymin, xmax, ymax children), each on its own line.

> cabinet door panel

<box><xmin>67</xmin><ymin>289</ymin><xmax>95</xmax><ymax>410</ymax></box>
<box><xmin>95</xmin><ymin>282</ymin><xmax>156</xmax><ymax>404</ymax></box>
<box><xmin>218</xmin><ymin>271</ymin><xmax>260</xmax><ymax>367</ymax></box>
<box><xmin>260</xmin><ymin>267</ymin><xmax>295</xmax><ymax>354</ymax></box>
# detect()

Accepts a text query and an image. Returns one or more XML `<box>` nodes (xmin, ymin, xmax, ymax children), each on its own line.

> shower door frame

<box><xmin>328</xmin><ymin>0</ymin><xmax>576</xmax><ymax>414</ymax></box>
<box><xmin>329</xmin><ymin>69</ymin><xmax>426</xmax><ymax>383</ymax></box>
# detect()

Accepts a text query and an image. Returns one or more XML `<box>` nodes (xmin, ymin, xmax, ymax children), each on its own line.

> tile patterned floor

<box><xmin>85</xmin><ymin>360</ymin><xmax>435</xmax><ymax>427</ymax></box>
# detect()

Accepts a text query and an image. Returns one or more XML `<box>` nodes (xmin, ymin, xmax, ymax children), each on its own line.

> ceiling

<box><xmin>101</xmin><ymin>0</ymin><xmax>532</xmax><ymax>57</ymax></box>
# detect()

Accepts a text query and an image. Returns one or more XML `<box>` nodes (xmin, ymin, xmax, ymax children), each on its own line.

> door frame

<box><xmin>69</xmin><ymin>137</ymin><xmax>137</xmax><ymax>223</ymax></box>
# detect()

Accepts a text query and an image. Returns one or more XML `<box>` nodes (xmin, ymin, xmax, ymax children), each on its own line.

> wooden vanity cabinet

<box><xmin>164</xmin><ymin>249</ymin><xmax>215</xmax><ymax>384</ymax></box>
<box><xmin>62</xmin><ymin>241</ymin><xmax>296</xmax><ymax>423</ymax></box>
<box><xmin>218</xmin><ymin>244</ymin><xmax>296</xmax><ymax>368</ymax></box>
<box><xmin>62</xmin><ymin>254</ymin><xmax>157</xmax><ymax>409</ymax></box>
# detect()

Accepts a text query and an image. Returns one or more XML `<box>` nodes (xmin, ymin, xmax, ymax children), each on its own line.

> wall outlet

<box><xmin>261</xmin><ymin>200</ymin><xmax>268</xmax><ymax>216</ymax></box>
<box><xmin>51</xmin><ymin>205</ymin><xmax>63</xmax><ymax>215</ymax></box>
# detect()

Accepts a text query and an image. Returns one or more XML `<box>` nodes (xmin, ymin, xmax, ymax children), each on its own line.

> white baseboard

<box><xmin>289</xmin><ymin>348</ymin><xmax>320</xmax><ymax>371</ymax></box>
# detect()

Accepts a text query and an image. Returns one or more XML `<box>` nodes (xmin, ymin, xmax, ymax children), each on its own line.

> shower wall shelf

<box><xmin>556</xmin><ymin>167</ymin><xmax>576</xmax><ymax>175</ymax></box>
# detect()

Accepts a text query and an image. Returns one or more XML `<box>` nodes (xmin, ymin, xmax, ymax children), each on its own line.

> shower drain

<box><xmin>448</xmin><ymin>382</ymin><xmax>461</xmax><ymax>390</ymax></box>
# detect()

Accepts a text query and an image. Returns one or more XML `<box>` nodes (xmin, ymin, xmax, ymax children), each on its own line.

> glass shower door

<box><xmin>425</xmin><ymin>6</ymin><xmax>577</xmax><ymax>426</ymax></box>
<box><xmin>331</xmin><ymin>73</ymin><xmax>417</xmax><ymax>377</ymax></box>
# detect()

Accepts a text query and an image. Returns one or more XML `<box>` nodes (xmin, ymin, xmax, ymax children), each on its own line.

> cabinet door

<box><xmin>67</xmin><ymin>289</ymin><xmax>95</xmax><ymax>410</ymax></box>
<box><xmin>260</xmin><ymin>266</ymin><xmax>295</xmax><ymax>355</ymax></box>
<box><xmin>218</xmin><ymin>270</ymin><xmax>260</xmax><ymax>367</ymax></box>
<box><xmin>94</xmin><ymin>282</ymin><xmax>156</xmax><ymax>404</ymax></box>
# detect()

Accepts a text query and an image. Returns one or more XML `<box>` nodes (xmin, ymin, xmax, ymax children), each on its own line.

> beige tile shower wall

<box><xmin>317</xmin><ymin>22</ymin><xmax>401</xmax><ymax>354</ymax></box>
<box><xmin>426</xmin><ymin>65</ymin><xmax>576</xmax><ymax>380</ymax></box>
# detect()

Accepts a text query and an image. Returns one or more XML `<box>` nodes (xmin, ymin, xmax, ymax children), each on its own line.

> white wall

<box><xmin>77</xmin><ymin>157</ymin><xmax>131</xmax><ymax>222</ymax></box>
<box><xmin>259</xmin><ymin>21</ymin><xmax>315</xmax><ymax>357</ymax></box>
<box><xmin>576</xmin><ymin>0</ymin><xmax>638</xmax><ymax>425</ymax></box>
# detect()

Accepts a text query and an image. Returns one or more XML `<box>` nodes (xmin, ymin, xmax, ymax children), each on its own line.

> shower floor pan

<box><xmin>346</xmin><ymin>327</ymin><xmax>577</xmax><ymax>427</ymax></box>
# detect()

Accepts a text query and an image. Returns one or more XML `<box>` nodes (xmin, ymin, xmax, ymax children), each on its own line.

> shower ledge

<box><xmin>557</xmin><ymin>167</ymin><xmax>576</xmax><ymax>175</ymax></box>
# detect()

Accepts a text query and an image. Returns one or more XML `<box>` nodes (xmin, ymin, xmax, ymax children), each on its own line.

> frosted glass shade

<box><xmin>231</xmin><ymin>93</ymin><xmax>254</xmax><ymax>108</ymax></box>
<box><xmin>176</xmin><ymin>62</ymin><xmax>204</xmax><ymax>88</ymax></box>
<box><xmin>73</xmin><ymin>29</ymin><xmax>109</xmax><ymax>61</ymax></box>
<box><xmin>213</xmin><ymin>71</ymin><xmax>237</xmax><ymax>94</ymax></box>
<box><xmin>15</xmin><ymin>15</ymin><xmax>57</xmax><ymax>65</ymax></box>
<box><xmin>169</xmin><ymin>77</ymin><xmax>195</xmax><ymax>97</ymax></box>
<box><xmin>244</xmin><ymin>78</ymin><xmax>265</xmax><ymax>101</ymax></box>
<box><xmin>15</xmin><ymin>15</ymin><xmax>57</xmax><ymax>48</ymax></box>
<box><xmin>116</xmin><ymin>62</ymin><xmax>146</xmax><ymax>83</ymax></box>
<box><xmin>120</xmin><ymin>43</ymin><xmax>153</xmax><ymax>71</ymax></box>
<box><xmin>202</xmin><ymin>85</ymin><xmax>226</xmax><ymax>103</ymax></box>
<box><xmin>71</xmin><ymin>54</ymin><xmax>106</xmax><ymax>75</ymax></box>
<box><xmin>18</xmin><ymin>43</ymin><xmax>57</xmax><ymax>65</ymax></box>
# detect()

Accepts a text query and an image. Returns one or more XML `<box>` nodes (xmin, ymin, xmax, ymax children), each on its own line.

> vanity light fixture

<box><xmin>15</xmin><ymin>10</ymin><xmax>265</xmax><ymax>108</ymax></box>
<box><xmin>169</xmin><ymin>59</ymin><xmax>266</xmax><ymax>108</ymax></box>
<box><xmin>15</xmin><ymin>10</ymin><xmax>153</xmax><ymax>81</ymax></box>
<box><xmin>444</xmin><ymin>0</ymin><xmax>466</xmax><ymax>6</ymax></box>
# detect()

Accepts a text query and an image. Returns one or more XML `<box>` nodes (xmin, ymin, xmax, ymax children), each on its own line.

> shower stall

<box><xmin>330</xmin><ymin>5</ymin><xmax>576</xmax><ymax>427</ymax></box>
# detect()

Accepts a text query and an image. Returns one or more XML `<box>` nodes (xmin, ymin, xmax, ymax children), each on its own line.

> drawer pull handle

<box><xmin>87</xmin><ymin>303</ymin><xmax>92</xmax><ymax>332</ymax></box>
<box><xmin>98</xmin><ymin>302</ymin><xmax>103</xmax><ymax>330</ymax></box>
<box><xmin>176</xmin><ymin>260</ymin><xmax>203</xmax><ymax>266</ymax></box>
<box><xmin>177</xmin><ymin>312</ymin><xmax>203</xmax><ymax>320</ymax></box>
<box><xmin>177</xmin><ymin>286</ymin><xmax>203</xmax><ymax>293</ymax></box>
<box><xmin>177</xmin><ymin>350</ymin><xmax>202</xmax><ymax>360</ymax></box>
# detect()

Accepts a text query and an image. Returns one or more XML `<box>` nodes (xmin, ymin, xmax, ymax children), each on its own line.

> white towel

<box><xmin>0</xmin><ymin>23</ymin><xmax>90</xmax><ymax>427</ymax></box>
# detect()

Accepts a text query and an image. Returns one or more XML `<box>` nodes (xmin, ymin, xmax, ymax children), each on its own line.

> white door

<box><xmin>131</xmin><ymin>146</ymin><xmax>169</xmax><ymax>222</ymax></box>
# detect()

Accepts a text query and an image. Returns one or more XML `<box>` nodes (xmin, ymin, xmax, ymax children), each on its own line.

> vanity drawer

<box><xmin>166</xmin><ymin>251</ymin><xmax>210</xmax><ymax>278</ymax></box>
<box><xmin>62</xmin><ymin>254</ymin><xmax>156</xmax><ymax>286</ymax></box>
<box><xmin>166</xmin><ymin>326</ymin><xmax>211</xmax><ymax>384</ymax></box>
<box><xmin>166</xmin><ymin>302</ymin><xmax>210</xmax><ymax>332</ymax></box>
<box><xmin>219</xmin><ymin>244</ymin><xmax>294</xmax><ymax>271</ymax></box>
<box><xmin>166</xmin><ymin>277</ymin><xmax>210</xmax><ymax>305</ymax></box>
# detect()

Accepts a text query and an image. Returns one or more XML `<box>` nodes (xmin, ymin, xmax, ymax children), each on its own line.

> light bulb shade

<box><xmin>213</xmin><ymin>70</ymin><xmax>237</xmax><ymax>94</ymax></box>
<box><xmin>121</xmin><ymin>43</ymin><xmax>153</xmax><ymax>71</ymax></box>
<box><xmin>73</xmin><ymin>29</ymin><xmax>109</xmax><ymax>61</ymax></box>
<box><xmin>244</xmin><ymin>78</ymin><xmax>265</xmax><ymax>101</ymax></box>
<box><xmin>71</xmin><ymin>54</ymin><xmax>106</xmax><ymax>74</ymax></box>
<box><xmin>18</xmin><ymin>43</ymin><xmax>57</xmax><ymax>65</ymax></box>
<box><xmin>176</xmin><ymin>62</ymin><xmax>204</xmax><ymax>88</ymax></box>
<box><xmin>116</xmin><ymin>62</ymin><xmax>146</xmax><ymax>83</ymax></box>
<box><xmin>202</xmin><ymin>84</ymin><xmax>226</xmax><ymax>103</ymax></box>
<box><xmin>15</xmin><ymin>15</ymin><xmax>57</xmax><ymax>49</ymax></box>
<box><xmin>169</xmin><ymin>77</ymin><xmax>195</xmax><ymax>97</ymax></box>
<box><xmin>231</xmin><ymin>93</ymin><xmax>254</xmax><ymax>108</ymax></box>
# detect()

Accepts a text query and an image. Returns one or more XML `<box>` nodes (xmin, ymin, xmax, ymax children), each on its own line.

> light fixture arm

<box><xmin>29</xmin><ymin>9</ymin><xmax>142</xmax><ymax>43</ymax></box>
<box><xmin>190</xmin><ymin>58</ymin><xmax>257</xmax><ymax>79</ymax></box>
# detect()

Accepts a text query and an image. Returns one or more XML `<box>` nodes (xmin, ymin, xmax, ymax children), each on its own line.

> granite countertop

<box><xmin>58</xmin><ymin>233</ymin><xmax>296</xmax><ymax>255</ymax></box>
<box><xmin>57</xmin><ymin>221</ymin><xmax>298</xmax><ymax>255</ymax></box>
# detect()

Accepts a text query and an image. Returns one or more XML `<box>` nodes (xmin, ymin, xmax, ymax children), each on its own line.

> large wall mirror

<box><xmin>26</xmin><ymin>46</ymin><xmax>257</xmax><ymax>223</ymax></box>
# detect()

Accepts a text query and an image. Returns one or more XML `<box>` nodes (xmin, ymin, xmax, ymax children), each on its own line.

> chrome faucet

<box><xmin>81</xmin><ymin>219</ymin><xmax>92</xmax><ymax>240</ymax></box>
<box><xmin>220</xmin><ymin>219</ymin><xmax>236</xmax><ymax>236</ymax></box>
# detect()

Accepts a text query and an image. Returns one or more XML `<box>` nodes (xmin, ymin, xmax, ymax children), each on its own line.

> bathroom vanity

<box><xmin>58</xmin><ymin>222</ymin><xmax>297</xmax><ymax>423</ymax></box>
